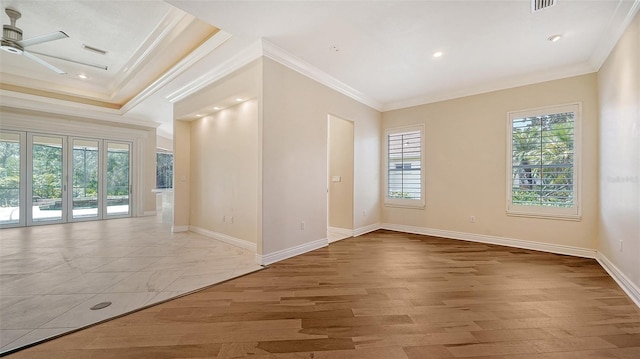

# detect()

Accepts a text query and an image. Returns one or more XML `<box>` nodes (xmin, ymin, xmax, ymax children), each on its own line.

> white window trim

<box><xmin>506</xmin><ymin>103</ymin><xmax>582</xmax><ymax>221</ymax></box>
<box><xmin>384</xmin><ymin>124</ymin><xmax>425</xmax><ymax>209</ymax></box>
<box><xmin>1</xmin><ymin>110</ymin><xmax>147</xmax><ymax>219</ymax></box>
<box><xmin>0</xmin><ymin>130</ymin><xmax>26</xmax><ymax>228</ymax></box>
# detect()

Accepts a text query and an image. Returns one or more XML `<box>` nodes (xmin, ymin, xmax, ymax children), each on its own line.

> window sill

<box><xmin>506</xmin><ymin>210</ymin><xmax>581</xmax><ymax>221</ymax></box>
<box><xmin>384</xmin><ymin>201</ymin><xmax>425</xmax><ymax>209</ymax></box>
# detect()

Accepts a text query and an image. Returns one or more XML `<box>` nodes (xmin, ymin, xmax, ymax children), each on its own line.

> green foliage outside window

<box><xmin>0</xmin><ymin>141</ymin><xmax>20</xmax><ymax>207</ymax></box>
<box><xmin>32</xmin><ymin>143</ymin><xmax>62</xmax><ymax>200</ymax></box>
<box><xmin>107</xmin><ymin>150</ymin><xmax>130</xmax><ymax>196</ymax></box>
<box><xmin>511</xmin><ymin>112</ymin><xmax>574</xmax><ymax>207</ymax></box>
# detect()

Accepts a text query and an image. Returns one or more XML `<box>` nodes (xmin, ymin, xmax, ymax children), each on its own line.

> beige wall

<box><xmin>189</xmin><ymin>99</ymin><xmax>259</xmax><ymax>244</ymax></box>
<box><xmin>261</xmin><ymin>57</ymin><xmax>380</xmax><ymax>255</ymax></box>
<box><xmin>328</xmin><ymin>115</ymin><xmax>354</xmax><ymax>230</ymax></box>
<box><xmin>597</xmin><ymin>12</ymin><xmax>640</xmax><ymax>290</ymax></box>
<box><xmin>142</xmin><ymin>132</ymin><xmax>158</xmax><ymax>213</ymax></box>
<box><xmin>173</xmin><ymin>60</ymin><xmax>262</xmax><ymax>234</ymax></box>
<box><xmin>172</xmin><ymin>119</ymin><xmax>191</xmax><ymax>229</ymax></box>
<box><xmin>382</xmin><ymin>74</ymin><xmax>600</xmax><ymax>250</ymax></box>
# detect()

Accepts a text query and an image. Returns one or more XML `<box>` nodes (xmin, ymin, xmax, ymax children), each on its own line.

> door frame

<box><xmin>0</xmin><ymin>129</ymin><xmax>136</xmax><ymax>228</ymax></box>
<box><xmin>326</xmin><ymin>114</ymin><xmax>355</xmax><ymax>243</ymax></box>
<box><xmin>26</xmin><ymin>133</ymin><xmax>67</xmax><ymax>226</ymax></box>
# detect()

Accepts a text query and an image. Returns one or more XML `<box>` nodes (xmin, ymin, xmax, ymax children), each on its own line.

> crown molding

<box><xmin>167</xmin><ymin>38</ymin><xmax>383</xmax><ymax>111</ymax></box>
<box><xmin>261</xmin><ymin>40</ymin><xmax>382</xmax><ymax>111</ymax></box>
<box><xmin>0</xmin><ymin>89</ymin><xmax>159</xmax><ymax>130</ymax></box>
<box><xmin>166</xmin><ymin>39</ymin><xmax>263</xmax><ymax>103</ymax></box>
<box><xmin>109</xmin><ymin>7</ymin><xmax>187</xmax><ymax>95</ymax></box>
<box><xmin>381</xmin><ymin>62</ymin><xmax>596</xmax><ymax>112</ymax></box>
<box><xmin>0</xmin><ymin>107</ymin><xmax>154</xmax><ymax>141</ymax></box>
<box><xmin>589</xmin><ymin>0</ymin><xmax>640</xmax><ymax>70</ymax></box>
<box><xmin>121</xmin><ymin>29</ymin><xmax>232</xmax><ymax>113</ymax></box>
<box><xmin>0</xmin><ymin>83</ymin><xmax>119</xmax><ymax>109</ymax></box>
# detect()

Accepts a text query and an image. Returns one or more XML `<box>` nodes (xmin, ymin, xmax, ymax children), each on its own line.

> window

<box><xmin>0</xmin><ymin>132</ymin><xmax>23</xmax><ymax>226</ymax></box>
<box><xmin>156</xmin><ymin>152</ymin><xmax>173</xmax><ymax>189</ymax></box>
<box><xmin>507</xmin><ymin>103</ymin><xmax>581</xmax><ymax>220</ymax></box>
<box><xmin>0</xmin><ymin>131</ymin><xmax>133</xmax><ymax>228</ymax></box>
<box><xmin>385</xmin><ymin>125</ymin><xmax>424</xmax><ymax>208</ymax></box>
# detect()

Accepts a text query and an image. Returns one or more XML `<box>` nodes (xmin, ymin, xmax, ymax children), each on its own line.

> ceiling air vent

<box><xmin>531</xmin><ymin>0</ymin><xmax>557</xmax><ymax>13</ymax></box>
<box><xmin>82</xmin><ymin>44</ymin><xmax>107</xmax><ymax>55</ymax></box>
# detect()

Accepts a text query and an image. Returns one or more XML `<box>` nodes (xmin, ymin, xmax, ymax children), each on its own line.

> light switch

<box><xmin>331</xmin><ymin>176</ymin><xmax>341</xmax><ymax>182</ymax></box>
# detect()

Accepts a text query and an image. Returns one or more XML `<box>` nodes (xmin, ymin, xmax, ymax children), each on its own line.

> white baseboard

<box><xmin>380</xmin><ymin>223</ymin><xmax>597</xmax><ymax>259</ymax></box>
<box><xmin>143</xmin><ymin>211</ymin><xmax>157</xmax><ymax>216</ymax></box>
<box><xmin>189</xmin><ymin>226</ymin><xmax>257</xmax><ymax>252</ymax></box>
<box><xmin>374</xmin><ymin>223</ymin><xmax>638</xmax><ymax>309</ymax></box>
<box><xmin>257</xmin><ymin>238</ymin><xmax>328</xmax><ymax>266</ymax></box>
<box><xmin>328</xmin><ymin>227</ymin><xmax>352</xmax><ymax>244</ymax></box>
<box><xmin>328</xmin><ymin>226</ymin><xmax>353</xmax><ymax>236</ymax></box>
<box><xmin>596</xmin><ymin>252</ymin><xmax>640</xmax><ymax>308</ymax></box>
<box><xmin>171</xmin><ymin>225</ymin><xmax>189</xmax><ymax>233</ymax></box>
<box><xmin>354</xmin><ymin>223</ymin><xmax>381</xmax><ymax>237</ymax></box>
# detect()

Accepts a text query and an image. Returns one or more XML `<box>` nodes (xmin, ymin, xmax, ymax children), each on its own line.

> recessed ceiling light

<box><xmin>235</xmin><ymin>98</ymin><xmax>243</xmax><ymax>102</ymax></box>
<box><xmin>433</xmin><ymin>51</ymin><xmax>443</xmax><ymax>58</ymax></box>
<box><xmin>213</xmin><ymin>107</ymin><xmax>221</xmax><ymax>110</ymax></box>
<box><xmin>548</xmin><ymin>34</ymin><xmax>562</xmax><ymax>42</ymax></box>
<box><xmin>196</xmin><ymin>114</ymin><xmax>204</xmax><ymax>117</ymax></box>
<box><xmin>77</xmin><ymin>73</ymin><xmax>89</xmax><ymax>79</ymax></box>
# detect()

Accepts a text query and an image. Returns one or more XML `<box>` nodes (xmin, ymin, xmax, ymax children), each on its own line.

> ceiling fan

<box><xmin>1</xmin><ymin>8</ymin><xmax>107</xmax><ymax>74</ymax></box>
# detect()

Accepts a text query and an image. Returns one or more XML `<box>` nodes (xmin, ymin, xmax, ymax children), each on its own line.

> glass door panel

<box><xmin>71</xmin><ymin>139</ymin><xmax>100</xmax><ymax>220</ymax></box>
<box><xmin>31</xmin><ymin>135</ymin><xmax>64</xmax><ymax>223</ymax></box>
<box><xmin>106</xmin><ymin>142</ymin><xmax>130</xmax><ymax>216</ymax></box>
<box><xmin>0</xmin><ymin>132</ymin><xmax>23</xmax><ymax>226</ymax></box>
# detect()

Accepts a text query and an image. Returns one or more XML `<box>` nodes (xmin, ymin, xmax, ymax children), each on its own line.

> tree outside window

<box><xmin>156</xmin><ymin>152</ymin><xmax>173</xmax><ymax>189</ymax></box>
<box><xmin>507</xmin><ymin>103</ymin><xmax>581</xmax><ymax>219</ymax></box>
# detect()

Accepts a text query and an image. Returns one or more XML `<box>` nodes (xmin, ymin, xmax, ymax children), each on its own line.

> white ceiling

<box><xmin>0</xmin><ymin>0</ymin><xmax>217</xmax><ymax>108</ymax></box>
<box><xmin>1</xmin><ymin>0</ymin><xmax>638</xmax><ymax>137</ymax></box>
<box><xmin>0</xmin><ymin>0</ymin><xmax>169</xmax><ymax>85</ymax></box>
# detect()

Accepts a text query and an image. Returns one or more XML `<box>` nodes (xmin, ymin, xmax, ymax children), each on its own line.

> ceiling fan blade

<box><xmin>23</xmin><ymin>50</ymin><xmax>66</xmax><ymax>74</ymax></box>
<box><xmin>28</xmin><ymin>50</ymin><xmax>108</xmax><ymax>71</ymax></box>
<box><xmin>17</xmin><ymin>31</ymin><xmax>69</xmax><ymax>47</ymax></box>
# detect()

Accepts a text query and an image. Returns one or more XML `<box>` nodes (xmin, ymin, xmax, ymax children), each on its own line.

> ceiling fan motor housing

<box><xmin>1</xmin><ymin>26</ymin><xmax>23</xmax><ymax>53</ymax></box>
<box><xmin>3</xmin><ymin>24</ymin><xmax>22</xmax><ymax>41</ymax></box>
<box><xmin>1</xmin><ymin>27</ymin><xmax>23</xmax><ymax>53</ymax></box>
<box><xmin>2</xmin><ymin>8</ymin><xmax>23</xmax><ymax>54</ymax></box>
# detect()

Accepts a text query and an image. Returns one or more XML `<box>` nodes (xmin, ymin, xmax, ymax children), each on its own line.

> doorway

<box><xmin>0</xmin><ymin>131</ymin><xmax>132</xmax><ymax>227</ymax></box>
<box><xmin>327</xmin><ymin>115</ymin><xmax>354</xmax><ymax>243</ymax></box>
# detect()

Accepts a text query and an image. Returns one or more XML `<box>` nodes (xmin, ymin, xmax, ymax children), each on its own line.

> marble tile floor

<box><xmin>0</xmin><ymin>216</ymin><xmax>263</xmax><ymax>354</ymax></box>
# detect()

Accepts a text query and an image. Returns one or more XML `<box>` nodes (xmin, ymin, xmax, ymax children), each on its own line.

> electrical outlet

<box><xmin>363</xmin><ymin>211</ymin><xmax>366</xmax><ymax>217</ymax></box>
<box><xmin>230</xmin><ymin>216</ymin><xmax>234</xmax><ymax>224</ymax></box>
<box><xmin>470</xmin><ymin>216</ymin><xmax>476</xmax><ymax>223</ymax></box>
<box><xmin>223</xmin><ymin>215</ymin><xmax>226</xmax><ymax>222</ymax></box>
<box><xmin>620</xmin><ymin>240</ymin><xmax>623</xmax><ymax>252</ymax></box>
<box><xmin>300</xmin><ymin>221</ymin><xmax>305</xmax><ymax>230</ymax></box>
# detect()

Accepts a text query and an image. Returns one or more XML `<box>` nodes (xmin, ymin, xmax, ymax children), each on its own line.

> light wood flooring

<box><xmin>6</xmin><ymin>230</ymin><xmax>640</xmax><ymax>358</ymax></box>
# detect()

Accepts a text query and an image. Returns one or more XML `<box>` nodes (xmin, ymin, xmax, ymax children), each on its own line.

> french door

<box><xmin>0</xmin><ymin>131</ymin><xmax>132</xmax><ymax>227</ymax></box>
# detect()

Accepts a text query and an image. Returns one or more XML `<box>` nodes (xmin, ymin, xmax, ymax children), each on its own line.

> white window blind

<box><xmin>507</xmin><ymin>103</ymin><xmax>581</xmax><ymax>219</ymax></box>
<box><xmin>387</xmin><ymin>127</ymin><xmax>422</xmax><ymax>205</ymax></box>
